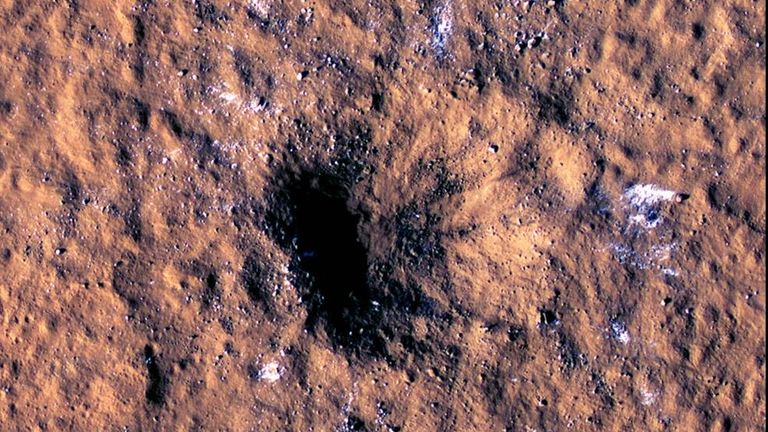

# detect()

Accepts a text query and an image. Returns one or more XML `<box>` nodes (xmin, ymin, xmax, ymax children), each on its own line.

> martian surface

<box><xmin>0</xmin><ymin>0</ymin><xmax>765</xmax><ymax>430</ymax></box>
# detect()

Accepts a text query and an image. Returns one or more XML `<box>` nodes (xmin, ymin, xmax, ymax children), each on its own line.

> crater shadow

<box><xmin>263</xmin><ymin>171</ymin><xmax>385</xmax><ymax>357</ymax></box>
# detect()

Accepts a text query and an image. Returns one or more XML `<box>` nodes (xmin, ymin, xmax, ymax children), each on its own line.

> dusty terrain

<box><xmin>0</xmin><ymin>0</ymin><xmax>765</xmax><ymax>430</ymax></box>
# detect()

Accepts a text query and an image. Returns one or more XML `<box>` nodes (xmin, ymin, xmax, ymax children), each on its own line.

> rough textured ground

<box><xmin>0</xmin><ymin>0</ymin><xmax>765</xmax><ymax>430</ymax></box>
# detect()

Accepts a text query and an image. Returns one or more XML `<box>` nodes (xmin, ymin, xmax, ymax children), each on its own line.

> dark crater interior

<box><xmin>262</xmin><ymin>168</ymin><xmax>386</xmax><ymax>357</ymax></box>
<box><xmin>247</xmin><ymin>153</ymin><xmax>460</xmax><ymax>363</ymax></box>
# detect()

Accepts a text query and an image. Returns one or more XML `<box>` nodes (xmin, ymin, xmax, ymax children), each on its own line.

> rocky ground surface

<box><xmin>0</xmin><ymin>0</ymin><xmax>765</xmax><ymax>430</ymax></box>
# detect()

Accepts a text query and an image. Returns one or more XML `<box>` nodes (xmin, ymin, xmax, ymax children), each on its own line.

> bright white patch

<box><xmin>623</xmin><ymin>184</ymin><xmax>677</xmax><ymax>209</ymax></box>
<box><xmin>430</xmin><ymin>2</ymin><xmax>454</xmax><ymax>56</ymax></box>
<box><xmin>248</xmin><ymin>0</ymin><xmax>272</xmax><ymax>19</ymax></box>
<box><xmin>624</xmin><ymin>184</ymin><xmax>677</xmax><ymax>207</ymax></box>
<box><xmin>602</xmin><ymin>183</ymin><xmax>686</xmax><ymax>275</ymax></box>
<box><xmin>623</xmin><ymin>184</ymin><xmax>677</xmax><ymax>229</ymax></box>
<box><xmin>610</xmin><ymin>320</ymin><xmax>630</xmax><ymax>344</ymax></box>
<box><xmin>259</xmin><ymin>361</ymin><xmax>282</xmax><ymax>383</ymax></box>
<box><xmin>211</xmin><ymin>85</ymin><xmax>268</xmax><ymax>115</ymax></box>
<box><xmin>640</xmin><ymin>389</ymin><xmax>658</xmax><ymax>406</ymax></box>
<box><xmin>218</xmin><ymin>91</ymin><xmax>239</xmax><ymax>104</ymax></box>
<box><xmin>610</xmin><ymin>243</ymin><xmax>643</xmax><ymax>268</ymax></box>
<box><xmin>650</xmin><ymin>242</ymin><xmax>677</xmax><ymax>261</ymax></box>
<box><xmin>610</xmin><ymin>241</ymin><xmax>678</xmax><ymax>270</ymax></box>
